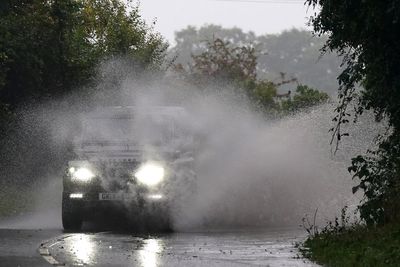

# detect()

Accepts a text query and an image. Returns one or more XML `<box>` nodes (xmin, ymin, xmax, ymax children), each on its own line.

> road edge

<box><xmin>38</xmin><ymin>234</ymin><xmax>72</xmax><ymax>266</ymax></box>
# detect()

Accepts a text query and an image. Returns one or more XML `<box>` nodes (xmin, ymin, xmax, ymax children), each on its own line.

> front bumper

<box><xmin>63</xmin><ymin>191</ymin><xmax>168</xmax><ymax>220</ymax></box>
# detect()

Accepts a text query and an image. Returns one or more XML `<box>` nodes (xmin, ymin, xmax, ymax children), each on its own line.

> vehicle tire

<box><xmin>144</xmin><ymin>204</ymin><xmax>172</xmax><ymax>232</ymax></box>
<box><xmin>62</xmin><ymin>196</ymin><xmax>82</xmax><ymax>231</ymax></box>
<box><xmin>145</xmin><ymin>215</ymin><xmax>171</xmax><ymax>232</ymax></box>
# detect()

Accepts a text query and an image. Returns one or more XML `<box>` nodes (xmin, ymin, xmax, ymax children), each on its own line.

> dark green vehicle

<box><xmin>62</xmin><ymin>106</ymin><xmax>195</xmax><ymax>231</ymax></box>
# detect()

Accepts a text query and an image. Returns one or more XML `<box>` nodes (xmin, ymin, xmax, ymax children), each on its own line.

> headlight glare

<box><xmin>134</xmin><ymin>162</ymin><xmax>165</xmax><ymax>186</ymax></box>
<box><xmin>71</xmin><ymin>167</ymin><xmax>95</xmax><ymax>182</ymax></box>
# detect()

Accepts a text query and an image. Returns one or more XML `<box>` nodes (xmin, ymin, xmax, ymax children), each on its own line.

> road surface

<box><xmin>0</xmin><ymin>227</ymin><xmax>319</xmax><ymax>267</ymax></box>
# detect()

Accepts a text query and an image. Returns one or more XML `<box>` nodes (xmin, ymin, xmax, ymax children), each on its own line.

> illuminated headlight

<box><xmin>134</xmin><ymin>162</ymin><xmax>165</xmax><ymax>186</ymax></box>
<box><xmin>69</xmin><ymin>167</ymin><xmax>95</xmax><ymax>182</ymax></box>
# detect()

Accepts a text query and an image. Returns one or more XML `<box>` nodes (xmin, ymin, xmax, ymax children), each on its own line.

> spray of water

<box><xmin>124</xmin><ymin>86</ymin><xmax>372</xmax><ymax>230</ymax></box>
<box><xmin>0</xmin><ymin>60</ymin><xmax>384</xmax><ymax>230</ymax></box>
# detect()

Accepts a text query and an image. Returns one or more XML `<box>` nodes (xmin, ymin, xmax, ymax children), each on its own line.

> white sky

<box><xmin>139</xmin><ymin>0</ymin><xmax>314</xmax><ymax>44</ymax></box>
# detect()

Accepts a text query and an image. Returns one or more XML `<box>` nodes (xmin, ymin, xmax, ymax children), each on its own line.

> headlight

<box><xmin>69</xmin><ymin>167</ymin><xmax>95</xmax><ymax>182</ymax></box>
<box><xmin>134</xmin><ymin>162</ymin><xmax>165</xmax><ymax>186</ymax></box>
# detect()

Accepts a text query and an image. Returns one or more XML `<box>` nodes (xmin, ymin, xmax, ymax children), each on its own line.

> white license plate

<box><xmin>99</xmin><ymin>193</ymin><xmax>124</xmax><ymax>201</ymax></box>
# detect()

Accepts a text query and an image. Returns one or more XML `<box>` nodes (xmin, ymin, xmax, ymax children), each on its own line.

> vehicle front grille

<box><xmin>94</xmin><ymin>160</ymin><xmax>140</xmax><ymax>191</ymax></box>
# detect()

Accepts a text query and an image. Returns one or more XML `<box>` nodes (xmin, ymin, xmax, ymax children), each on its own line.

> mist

<box><xmin>0</xmin><ymin>59</ymin><xmax>383</xmax><ymax>230</ymax></box>
<box><xmin>125</xmin><ymin>87</ymin><xmax>377</xmax><ymax>229</ymax></box>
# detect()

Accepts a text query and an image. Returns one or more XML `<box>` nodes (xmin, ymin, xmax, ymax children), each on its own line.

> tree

<box><xmin>169</xmin><ymin>26</ymin><xmax>342</xmax><ymax>94</ymax></box>
<box><xmin>175</xmin><ymin>38</ymin><xmax>329</xmax><ymax>114</ymax></box>
<box><xmin>175</xmin><ymin>38</ymin><xmax>279</xmax><ymax>110</ymax></box>
<box><xmin>307</xmin><ymin>0</ymin><xmax>400</xmax><ymax>224</ymax></box>
<box><xmin>0</xmin><ymin>0</ymin><xmax>167</xmax><ymax>108</ymax></box>
<box><xmin>281</xmin><ymin>85</ymin><xmax>329</xmax><ymax>113</ymax></box>
<box><xmin>184</xmin><ymin>38</ymin><xmax>257</xmax><ymax>87</ymax></box>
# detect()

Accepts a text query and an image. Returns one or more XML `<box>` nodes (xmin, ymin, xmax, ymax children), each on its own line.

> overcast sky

<box><xmin>139</xmin><ymin>0</ymin><xmax>314</xmax><ymax>44</ymax></box>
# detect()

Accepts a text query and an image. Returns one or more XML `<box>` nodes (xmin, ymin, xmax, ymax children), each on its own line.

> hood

<box><xmin>74</xmin><ymin>140</ymin><xmax>175</xmax><ymax>162</ymax></box>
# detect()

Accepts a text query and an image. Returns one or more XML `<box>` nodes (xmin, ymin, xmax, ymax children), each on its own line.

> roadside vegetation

<box><xmin>303</xmin><ymin>224</ymin><xmax>400</xmax><ymax>267</ymax></box>
<box><xmin>302</xmin><ymin>0</ymin><xmax>400</xmax><ymax>265</ymax></box>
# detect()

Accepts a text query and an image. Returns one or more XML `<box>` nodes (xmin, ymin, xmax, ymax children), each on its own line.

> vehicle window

<box><xmin>83</xmin><ymin>118</ymin><xmax>136</xmax><ymax>142</ymax></box>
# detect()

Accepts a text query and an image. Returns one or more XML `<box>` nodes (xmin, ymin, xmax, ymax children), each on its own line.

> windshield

<box><xmin>80</xmin><ymin>112</ymin><xmax>178</xmax><ymax>145</ymax></box>
<box><xmin>83</xmin><ymin>117</ymin><xmax>136</xmax><ymax>143</ymax></box>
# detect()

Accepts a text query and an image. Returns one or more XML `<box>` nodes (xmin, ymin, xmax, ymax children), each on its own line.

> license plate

<box><xmin>99</xmin><ymin>193</ymin><xmax>124</xmax><ymax>201</ymax></box>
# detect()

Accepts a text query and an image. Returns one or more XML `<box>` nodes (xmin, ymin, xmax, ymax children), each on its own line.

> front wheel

<box><xmin>144</xmin><ymin>204</ymin><xmax>172</xmax><ymax>232</ymax></box>
<box><xmin>145</xmin><ymin>215</ymin><xmax>171</xmax><ymax>232</ymax></box>
<box><xmin>62</xmin><ymin>195</ymin><xmax>83</xmax><ymax>231</ymax></box>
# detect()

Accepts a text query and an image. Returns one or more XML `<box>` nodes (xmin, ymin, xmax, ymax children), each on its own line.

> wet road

<box><xmin>0</xmin><ymin>227</ymin><xmax>318</xmax><ymax>267</ymax></box>
<box><xmin>0</xmin><ymin>229</ymin><xmax>62</xmax><ymax>267</ymax></box>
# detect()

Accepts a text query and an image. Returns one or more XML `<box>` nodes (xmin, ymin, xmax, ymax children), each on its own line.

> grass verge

<box><xmin>301</xmin><ymin>223</ymin><xmax>400</xmax><ymax>266</ymax></box>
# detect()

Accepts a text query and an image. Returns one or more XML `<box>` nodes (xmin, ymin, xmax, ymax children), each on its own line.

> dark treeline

<box><xmin>0</xmin><ymin>0</ymin><xmax>167</xmax><ymax>112</ymax></box>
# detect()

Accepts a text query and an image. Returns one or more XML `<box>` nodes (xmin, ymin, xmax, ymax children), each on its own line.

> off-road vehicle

<box><xmin>62</xmin><ymin>106</ymin><xmax>195</xmax><ymax>231</ymax></box>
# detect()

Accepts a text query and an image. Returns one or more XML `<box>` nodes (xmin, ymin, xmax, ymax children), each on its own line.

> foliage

<box><xmin>176</xmin><ymin>38</ymin><xmax>267</xmax><ymax>102</ymax></box>
<box><xmin>175</xmin><ymin>38</ymin><xmax>280</xmax><ymax>111</ymax></box>
<box><xmin>307</xmin><ymin>0</ymin><xmax>400</xmax><ymax>225</ymax></box>
<box><xmin>176</xmin><ymin>38</ymin><xmax>330</xmax><ymax>114</ymax></box>
<box><xmin>301</xmin><ymin>208</ymin><xmax>319</xmax><ymax>237</ymax></box>
<box><xmin>0</xmin><ymin>0</ymin><xmax>167</xmax><ymax>108</ymax></box>
<box><xmin>301</xmin><ymin>207</ymin><xmax>400</xmax><ymax>266</ymax></box>
<box><xmin>301</xmin><ymin>206</ymin><xmax>353</xmax><ymax>239</ymax></box>
<box><xmin>185</xmin><ymin>38</ymin><xmax>257</xmax><ymax>88</ymax></box>
<box><xmin>349</xmin><ymin>134</ymin><xmax>400</xmax><ymax>225</ymax></box>
<box><xmin>171</xmin><ymin>25</ymin><xmax>257</xmax><ymax>66</ymax></box>
<box><xmin>170</xmin><ymin>26</ymin><xmax>342</xmax><ymax>94</ymax></box>
<box><xmin>175</xmin><ymin>39</ymin><xmax>277</xmax><ymax>110</ymax></box>
<box><xmin>78</xmin><ymin>0</ymin><xmax>167</xmax><ymax>67</ymax></box>
<box><xmin>251</xmin><ymin>80</ymin><xmax>278</xmax><ymax>111</ymax></box>
<box><xmin>281</xmin><ymin>85</ymin><xmax>329</xmax><ymax>112</ymax></box>
<box><xmin>302</xmin><ymin>223</ymin><xmax>400</xmax><ymax>267</ymax></box>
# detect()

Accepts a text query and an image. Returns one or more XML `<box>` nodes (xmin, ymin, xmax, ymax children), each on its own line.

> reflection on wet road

<box><xmin>67</xmin><ymin>234</ymin><xmax>96</xmax><ymax>265</ymax></box>
<box><xmin>46</xmin><ymin>228</ymin><xmax>318</xmax><ymax>267</ymax></box>
<box><xmin>139</xmin><ymin>239</ymin><xmax>163</xmax><ymax>267</ymax></box>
